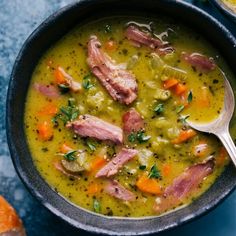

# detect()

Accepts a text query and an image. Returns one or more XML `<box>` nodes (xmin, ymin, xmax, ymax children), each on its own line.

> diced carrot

<box><xmin>0</xmin><ymin>196</ymin><xmax>23</xmax><ymax>233</ymax></box>
<box><xmin>136</xmin><ymin>174</ymin><xmax>162</xmax><ymax>195</ymax></box>
<box><xmin>87</xmin><ymin>182</ymin><xmax>102</xmax><ymax>195</ymax></box>
<box><xmin>104</xmin><ymin>40</ymin><xmax>117</xmax><ymax>51</ymax></box>
<box><xmin>38</xmin><ymin>103</ymin><xmax>58</xmax><ymax>116</ymax></box>
<box><xmin>162</xmin><ymin>164</ymin><xmax>172</xmax><ymax>177</ymax></box>
<box><xmin>60</xmin><ymin>142</ymin><xmax>74</xmax><ymax>154</ymax></box>
<box><xmin>192</xmin><ymin>140</ymin><xmax>209</xmax><ymax>158</ymax></box>
<box><xmin>163</xmin><ymin>78</ymin><xmax>179</xmax><ymax>89</ymax></box>
<box><xmin>171</xmin><ymin>129</ymin><xmax>197</xmax><ymax>144</ymax></box>
<box><xmin>216</xmin><ymin>147</ymin><xmax>228</xmax><ymax>166</ymax></box>
<box><xmin>89</xmin><ymin>157</ymin><xmax>107</xmax><ymax>173</ymax></box>
<box><xmin>37</xmin><ymin>121</ymin><xmax>53</xmax><ymax>141</ymax></box>
<box><xmin>54</xmin><ymin>67</ymin><xmax>66</xmax><ymax>84</ymax></box>
<box><xmin>173</xmin><ymin>83</ymin><xmax>187</xmax><ymax>95</ymax></box>
<box><xmin>196</xmin><ymin>86</ymin><xmax>211</xmax><ymax>108</ymax></box>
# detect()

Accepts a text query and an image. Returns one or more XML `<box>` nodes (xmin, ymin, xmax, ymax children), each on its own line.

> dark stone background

<box><xmin>0</xmin><ymin>0</ymin><xmax>235</xmax><ymax>235</ymax></box>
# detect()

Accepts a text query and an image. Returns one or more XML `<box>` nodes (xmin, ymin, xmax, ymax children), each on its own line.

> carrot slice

<box><xmin>136</xmin><ymin>174</ymin><xmax>162</xmax><ymax>195</ymax></box>
<box><xmin>0</xmin><ymin>196</ymin><xmax>24</xmax><ymax>234</ymax></box>
<box><xmin>87</xmin><ymin>183</ymin><xmax>102</xmax><ymax>195</ymax></box>
<box><xmin>89</xmin><ymin>157</ymin><xmax>107</xmax><ymax>173</ymax></box>
<box><xmin>196</xmin><ymin>86</ymin><xmax>211</xmax><ymax>108</ymax></box>
<box><xmin>54</xmin><ymin>67</ymin><xmax>66</xmax><ymax>84</ymax></box>
<box><xmin>163</xmin><ymin>78</ymin><xmax>179</xmax><ymax>89</ymax></box>
<box><xmin>174</xmin><ymin>83</ymin><xmax>187</xmax><ymax>95</ymax></box>
<box><xmin>162</xmin><ymin>164</ymin><xmax>172</xmax><ymax>177</ymax></box>
<box><xmin>104</xmin><ymin>40</ymin><xmax>117</xmax><ymax>51</ymax></box>
<box><xmin>37</xmin><ymin>121</ymin><xmax>53</xmax><ymax>141</ymax></box>
<box><xmin>172</xmin><ymin>129</ymin><xmax>197</xmax><ymax>144</ymax></box>
<box><xmin>38</xmin><ymin>103</ymin><xmax>58</xmax><ymax>116</ymax></box>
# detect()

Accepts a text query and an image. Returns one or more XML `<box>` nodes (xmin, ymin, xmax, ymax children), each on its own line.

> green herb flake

<box><xmin>148</xmin><ymin>164</ymin><xmax>161</xmax><ymax>179</ymax></box>
<box><xmin>58</xmin><ymin>84</ymin><xmax>70</xmax><ymax>94</ymax></box>
<box><xmin>187</xmin><ymin>91</ymin><xmax>193</xmax><ymax>103</ymax></box>
<box><xmin>93</xmin><ymin>199</ymin><xmax>101</xmax><ymax>213</ymax></box>
<box><xmin>176</xmin><ymin>105</ymin><xmax>185</xmax><ymax>113</ymax></box>
<box><xmin>136</xmin><ymin>130</ymin><xmax>151</xmax><ymax>143</ymax></box>
<box><xmin>86</xmin><ymin>140</ymin><xmax>96</xmax><ymax>152</ymax></box>
<box><xmin>128</xmin><ymin>132</ymin><xmax>136</xmax><ymax>143</ymax></box>
<box><xmin>82</xmin><ymin>74</ymin><xmax>94</xmax><ymax>90</ymax></box>
<box><xmin>105</xmin><ymin>24</ymin><xmax>112</xmax><ymax>33</ymax></box>
<box><xmin>179</xmin><ymin>115</ymin><xmax>190</xmax><ymax>124</ymax></box>
<box><xmin>139</xmin><ymin>165</ymin><xmax>146</xmax><ymax>170</ymax></box>
<box><xmin>63</xmin><ymin>150</ymin><xmax>77</xmax><ymax>161</ymax></box>
<box><xmin>154</xmin><ymin>103</ymin><xmax>164</xmax><ymax>115</ymax></box>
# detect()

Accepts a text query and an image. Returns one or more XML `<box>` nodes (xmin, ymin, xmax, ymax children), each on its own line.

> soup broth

<box><xmin>24</xmin><ymin>16</ymin><xmax>235</xmax><ymax>217</ymax></box>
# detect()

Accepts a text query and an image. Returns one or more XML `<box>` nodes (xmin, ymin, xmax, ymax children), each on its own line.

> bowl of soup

<box><xmin>211</xmin><ymin>0</ymin><xmax>236</xmax><ymax>22</ymax></box>
<box><xmin>6</xmin><ymin>0</ymin><xmax>236</xmax><ymax>235</ymax></box>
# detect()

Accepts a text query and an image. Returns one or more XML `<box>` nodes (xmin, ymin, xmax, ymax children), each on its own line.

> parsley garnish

<box><xmin>139</xmin><ymin>165</ymin><xmax>146</xmax><ymax>170</ymax></box>
<box><xmin>179</xmin><ymin>115</ymin><xmax>190</xmax><ymax>124</ymax></box>
<box><xmin>154</xmin><ymin>103</ymin><xmax>164</xmax><ymax>115</ymax></box>
<box><xmin>128</xmin><ymin>130</ymin><xmax>151</xmax><ymax>143</ymax></box>
<box><xmin>82</xmin><ymin>74</ymin><xmax>94</xmax><ymax>89</ymax></box>
<box><xmin>176</xmin><ymin>104</ymin><xmax>185</xmax><ymax>113</ymax></box>
<box><xmin>86</xmin><ymin>139</ymin><xmax>96</xmax><ymax>152</ymax></box>
<box><xmin>187</xmin><ymin>91</ymin><xmax>193</xmax><ymax>103</ymax></box>
<box><xmin>148</xmin><ymin>164</ymin><xmax>161</xmax><ymax>179</ymax></box>
<box><xmin>63</xmin><ymin>150</ymin><xmax>77</xmax><ymax>161</ymax></box>
<box><xmin>105</xmin><ymin>24</ymin><xmax>112</xmax><ymax>33</ymax></box>
<box><xmin>58</xmin><ymin>84</ymin><xmax>70</xmax><ymax>94</ymax></box>
<box><xmin>52</xmin><ymin>98</ymin><xmax>79</xmax><ymax>125</ymax></box>
<box><xmin>93</xmin><ymin>199</ymin><xmax>101</xmax><ymax>213</ymax></box>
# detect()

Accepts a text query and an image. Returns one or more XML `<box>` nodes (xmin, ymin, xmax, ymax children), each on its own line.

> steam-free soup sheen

<box><xmin>24</xmin><ymin>16</ymin><xmax>236</xmax><ymax>217</ymax></box>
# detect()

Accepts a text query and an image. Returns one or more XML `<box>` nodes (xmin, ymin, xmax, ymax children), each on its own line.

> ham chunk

<box><xmin>181</xmin><ymin>52</ymin><xmax>216</xmax><ymax>73</ymax></box>
<box><xmin>67</xmin><ymin>114</ymin><xmax>123</xmax><ymax>144</ymax></box>
<box><xmin>125</xmin><ymin>25</ymin><xmax>174</xmax><ymax>55</ymax></box>
<box><xmin>96</xmin><ymin>148</ymin><xmax>138</xmax><ymax>178</ymax></box>
<box><xmin>87</xmin><ymin>36</ymin><xmax>137</xmax><ymax>105</ymax></box>
<box><xmin>153</xmin><ymin>159</ymin><xmax>215</xmax><ymax>214</ymax></box>
<box><xmin>104</xmin><ymin>180</ymin><xmax>136</xmax><ymax>201</ymax></box>
<box><xmin>122</xmin><ymin>108</ymin><xmax>144</xmax><ymax>134</ymax></box>
<box><xmin>34</xmin><ymin>83</ymin><xmax>60</xmax><ymax>98</ymax></box>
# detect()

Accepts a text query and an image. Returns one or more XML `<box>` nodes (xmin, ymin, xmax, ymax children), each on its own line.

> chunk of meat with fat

<box><xmin>181</xmin><ymin>52</ymin><xmax>216</xmax><ymax>73</ymax></box>
<box><xmin>0</xmin><ymin>196</ymin><xmax>26</xmax><ymax>236</ymax></box>
<box><xmin>34</xmin><ymin>83</ymin><xmax>60</xmax><ymax>98</ymax></box>
<box><xmin>104</xmin><ymin>180</ymin><xmax>136</xmax><ymax>201</ymax></box>
<box><xmin>122</xmin><ymin>108</ymin><xmax>144</xmax><ymax>134</ymax></box>
<box><xmin>54</xmin><ymin>161</ymin><xmax>81</xmax><ymax>179</ymax></box>
<box><xmin>125</xmin><ymin>25</ymin><xmax>174</xmax><ymax>55</ymax></box>
<box><xmin>96</xmin><ymin>148</ymin><xmax>138</xmax><ymax>178</ymax></box>
<box><xmin>66</xmin><ymin>114</ymin><xmax>123</xmax><ymax>144</ymax></box>
<box><xmin>87</xmin><ymin>36</ymin><xmax>137</xmax><ymax>105</ymax></box>
<box><xmin>153</xmin><ymin>159</ymin><xmax>215</xmax><ymax>214</ymax></box>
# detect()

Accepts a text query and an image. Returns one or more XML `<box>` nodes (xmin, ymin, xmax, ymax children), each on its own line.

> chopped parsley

<box><xmin>176</xmin><ymin>104</ymin><xmax>185</xmax><ymax>113</ymax></box>
<box><xmin>58</xmin><ymin>83</ymin><xmax>70</xmax><ymax>94</ymax></box>
<box><xmin>93</xmin><ymin>199</ymin><xmax>101</xmax><ymax>213</ymax></box>
<box><xmin>148</xmin><ymin>164</ymin><xmax>161</xmax><ymax>179</ymax></box>
<box><xmin>154</xmin><ymin>103</ymin><xmax>164</xmax><ymax>115</ymax></box>
<box><xmin>63</xmin><ymin>150</ymin><xmax>77</xmax><ymax>161</ymax></box>
<box><xmin>86</xmin><ymin>139</ymin><xmax>96</xmax><ymax>152</ymax></box>
<box><xmin>82</xmin><ymin>74</ymin><xmax>94</xmax><ymax>90</ymax></box>
<box><xmin>105</xmin><ymin>24</ymin><xmax>112</xmax><ymax>33</ymax></box>
<box><xmin>179</xmin><ymin>115</ymin><xmax>190</xmax><ymax>124</ymax></box>
<box><xmin>139</xmin><ymin>165</ymin><xmax>146</xmax><ymax>170</ymax></box>
<box><xmin>187</xmin><ymin>91</ymin><xmax>193</xmax><ymax>103</ymax></box>
<box><xmin>128</xmin><ymin>130</ymin><xmax>151</xmax><ymax>143</ymax></box>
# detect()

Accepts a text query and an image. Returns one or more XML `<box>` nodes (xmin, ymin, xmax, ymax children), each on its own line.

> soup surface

<box><xmin>25</xmin><ymin>16</ymin><xmax>235</xmax><ymax>217</ymax></box>
<box><xmin>222</xmin><ymin>0</ymin><xmax>236</xmax><ymax>13</ymax></box>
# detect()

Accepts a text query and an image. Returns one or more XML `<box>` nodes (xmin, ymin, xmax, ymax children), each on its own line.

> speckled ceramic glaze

<box><xmin>211</xmin><ymin>0</ymin><xmax>236</xmax><ymax>22</ymax></box>
<box><xmin>6</xmin><ymin>0</ymin><xmax>236</xmax><ymax>235</ymax></box>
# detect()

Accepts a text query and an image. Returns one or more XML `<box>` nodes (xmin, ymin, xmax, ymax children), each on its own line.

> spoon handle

<box><xmin>218</xmin><ymin>130</ymin><xmax>236</xmax><ymax>167</ymax></box>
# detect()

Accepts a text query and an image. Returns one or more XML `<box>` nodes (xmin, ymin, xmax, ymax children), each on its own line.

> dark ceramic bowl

<box><xmin>6</xmin><ymin>0</ymin><xmax>236</xmax><ymax>235</ymax></box>
<box><xmin>211</xmin><ymin>0</ymin><xmax>236</xmax><ymax>22</ymax></box>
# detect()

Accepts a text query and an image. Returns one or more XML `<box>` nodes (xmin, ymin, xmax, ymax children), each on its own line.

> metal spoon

<box><xmin>187</xmin><ymin>74</ymin><xmax>236</xmax><ymax>167</ymax></box>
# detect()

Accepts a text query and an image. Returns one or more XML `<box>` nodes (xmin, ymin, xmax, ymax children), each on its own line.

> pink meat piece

<box><xmin>122</xmin><ymin>108</ymin><xmax>144</xmax><ymax>134</ymax></box>
<box><xmin>66</xmin><ymin>114</ymin><xmax>123</xmax><ymax>144</ymax></box>
<box><xmin>34</xmin><ymin>83</ymin><xmax>60</xmax><ymax>98</ymax></box>
<box><xmin>57</xmin><ymin>66</ymin><xmax>82</xmax><ymax>92</ymax></box>
<box><xmin>54</xmin><ymin>161</ymin><xmax>80</xmax><ymax>179</ymax></box>
<box><xmin>153</xmin><ymin>159</ymin><xmax>215</xmax><ymax>214</ymax></box>
<box><xmin>87</xmin><ymin>36</ymin><xmax>137</xmax><ymax>105</ymax></box>
<box><xmin>124</xmin><ymin>25</ymin><xmax>174</xmax><ymax>55</ymax></box>
<box><xmin>181</xmin><ymin>52</ymin><xmax>216</xmax><ymax>73</ymax></box>
<box><xmin>104</xmin><ymin>179</ymin><xmax>136</xmax><ymax>201</ymax></box>
<box><xmin>96</xmin><ymin>148</ymin><xmax>138</xmax><ymax>178</ymax></box>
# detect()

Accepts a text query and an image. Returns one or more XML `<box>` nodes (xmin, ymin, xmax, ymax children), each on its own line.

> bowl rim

<box><xmin>6</xmin><ymin>0</ymin><xmax>236</xmax><ymax>235</ymax></box>
<box><xmin>211</xmin><ymin>0</ymin><xmax>236</xmax><ymax>22</ymax></box>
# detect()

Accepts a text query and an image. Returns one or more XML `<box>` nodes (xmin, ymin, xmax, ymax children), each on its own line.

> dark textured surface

<box><xmin>1</xmin><ymin>0</ymin><xmax>236</xmax><ymax>235</ymax></box>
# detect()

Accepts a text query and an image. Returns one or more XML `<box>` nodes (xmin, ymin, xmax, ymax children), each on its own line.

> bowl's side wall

<box><xmin>6</xmin><ymin>0</ymin><xmax>236</xmax><ymax>235</ymax></box>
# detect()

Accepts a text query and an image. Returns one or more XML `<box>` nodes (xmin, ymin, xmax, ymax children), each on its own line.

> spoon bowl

<box><xmin>187</xmin><ymin>73</ymin><xmax>236</xmax><ymax>166</ymax></box>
